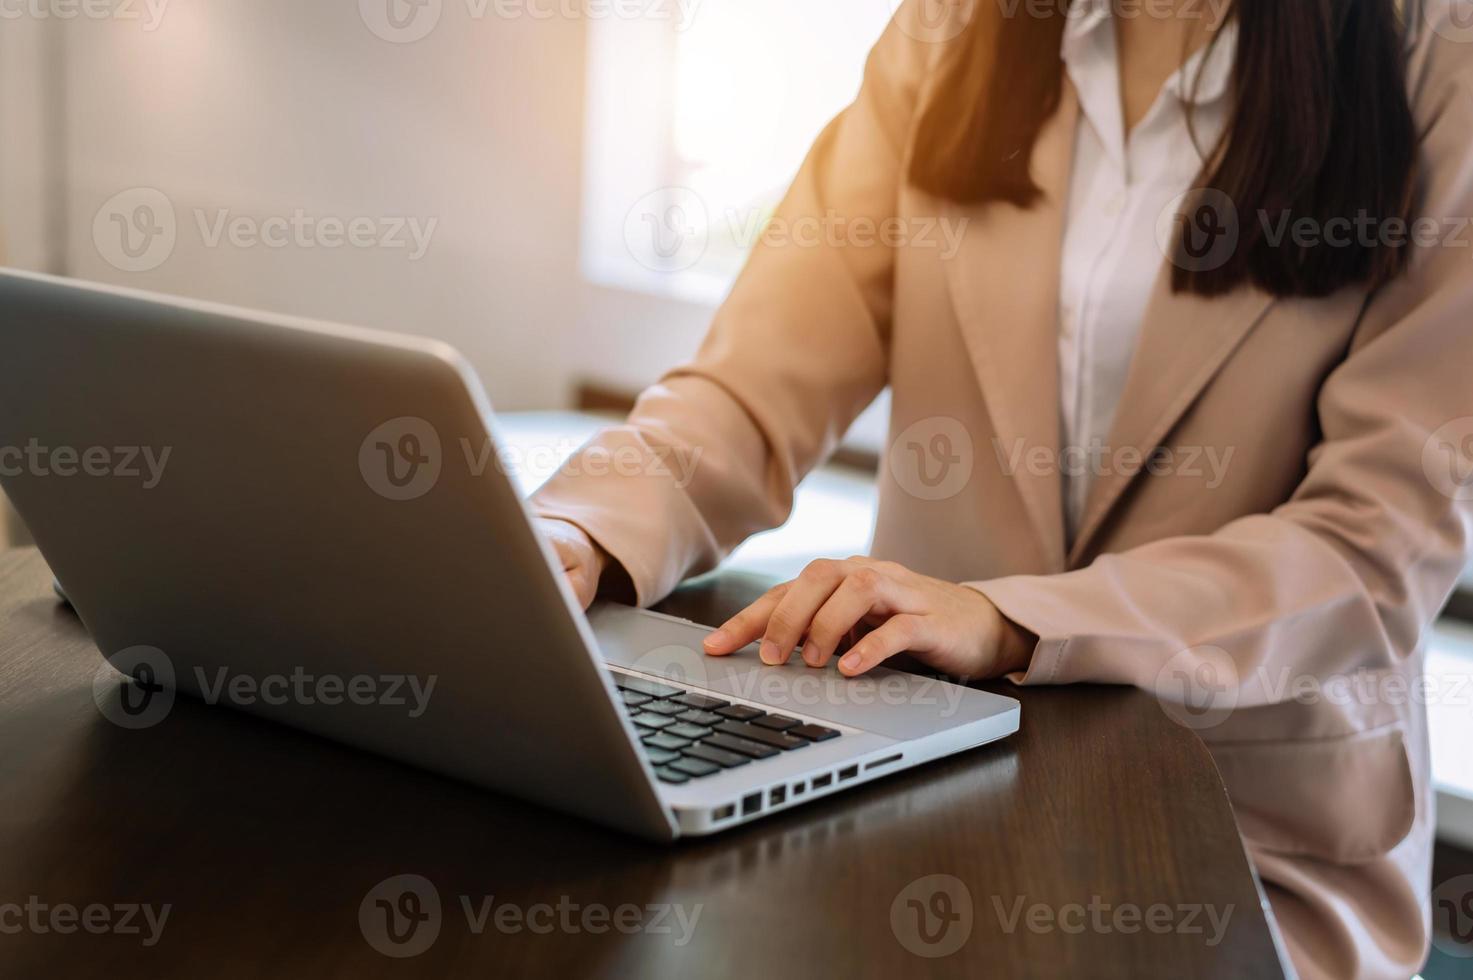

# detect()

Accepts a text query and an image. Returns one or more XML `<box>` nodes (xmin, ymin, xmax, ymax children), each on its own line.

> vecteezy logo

<box><xmin>93</xmin><ymin>188</ymin><xmax>177</xmax><ymax>273</ymax></box>
<box><xmin>1433</xmin><ymin>874</ymin><xmax>1473</xmax><ymax>959</ymax></box>
<box><xmin>359</xmin><ymin>0</ymin><xmax>443</xmax><ymax>43</ymax></box>
<box><xmin>1153</xmin><ymin>646</ymin><xmax>1240</xmax><ymax>731</ymax></box>
<box><xmin>886</xmin><ymin>0</ymin><xmax>976</xmax><ymax>44</ymax></box>
<box><xmin>359</xmin><ymin>417</ymin><xmax>443</xmax><ymax>501</ymax></box>
<box><xmin>890</xmin><ymin>874</ymin><xmax>973</xmax><ymax>958</ymax></box>
<box><xmin>887</xmin><ymin>416</ymin><xmax>974</xmax><ymax>501</ymax></box>
<box><xmin>93</xmin><ymin>645</ymin><xmax>176</xmax><ymax>729</ymax></box>
<box><xmin>628</xmin><ymin>644</ymin><xmax>711</xmax><ymax>697</ymax></box>
<box><xmin>1423</xmin><ymin>418</ymin><xmax>1473</xmax><ymax>502</ymax></box>
<box><xmin>1429</xmin><ymin>0</ymin><xmax>1473</xmax><ymax>45</ymax></box>
<box><xmin>1156</xmin><ymin>188</ymin><xmax>1239</xmax><ymax>273</ymax></box>
<box><xmin>360</xmin><ymin>874</ymin><xmax>442</xmax><ymax>958</ymax></box>
<box><xmin>622</xmin><ymin>187</ymin><xmax>709</xmax><ymax>274</ymax></box>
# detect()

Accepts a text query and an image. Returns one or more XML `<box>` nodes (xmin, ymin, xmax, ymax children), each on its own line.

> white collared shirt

<box><xmin>1057</xmin><ymin>4</ymin><xmax>1236</xmax><ymax>544</ymax></box>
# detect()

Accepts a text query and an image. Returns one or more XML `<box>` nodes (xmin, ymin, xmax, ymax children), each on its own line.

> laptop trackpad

<box><xmin>586</xmin><ymin>602</ymin><xmax>994</xmax><ymax>741</ymax></box>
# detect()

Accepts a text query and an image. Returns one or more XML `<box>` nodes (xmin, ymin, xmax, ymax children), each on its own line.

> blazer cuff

<box><xmin>531</xmin><ymin>501</ymin><xmax>658</xmax><ymax>609</ymax></box>
<box><xmin>529</xmin><ymin>426</ymin><xmax>715</xmax><ymax>607</ymax></box>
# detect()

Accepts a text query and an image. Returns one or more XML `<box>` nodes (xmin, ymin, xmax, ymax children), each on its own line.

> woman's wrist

<box><xmin>989</xmin><ymin>602</ymin><xmax>1037</xmax><ymax>676</ymax></box>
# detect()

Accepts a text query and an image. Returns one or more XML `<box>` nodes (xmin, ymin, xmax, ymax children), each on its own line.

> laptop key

<box><xmin>704</xmin><ymin>733</ymin><xmax>779</xmax><ymax>760</ymax></box>
<box><xmin>643</xmin><ymin>733</ymin><xmax>693</xmax><ymax>752</ymax></box>
<box><xmin>620</xmin><ymin>690</ymin><xmax>652</xmax><ymax>708</ymax></box>
<box><xmin>614</xmin><ymin>675</ymin><xmax>684</xmax><ymax>699</ymax></box>
<box><xmin>789</xmin><ymin>723</ymin><xmax>840</xmax><ymax>742</ymax></box>
<box><xmin>665</xmin><ymin>722</ymin><xmax>712</xmax><ymax>741</ymax></box>
<box><xmin>716</xmin><ymin>704</ymin><xmax>765</xmax><ymax>722</ymax></box>
<box><xmin>644</xmin><ymin>700</ymin><xmax>689</xmax><ymax>717</ymax></box>
<box><xmin>643</xmin><ymin>748</ymin><xmax>681</xmax><ymax>765</ymax></box>
<box><xmin>682</xmin><ymin>742</ymin><xmax>750</xmax><ymax>768</ymax></box>
<box><xmin>655</xmin><ymin>766</ymin><xmax>690</xmax><ymax>784</ymax></box>
<box><xmin>751</xmin><ymin>714</ymin><xmax>800</xmax><ymax>731</ymax></box>
<box><xmin>631</xmin><ymin>712</ymin><xmax>675</xmax><ymax>730</ymax></box>
<box><xmin>714</xmin><ymin>720</ymin><xmax>808</xmax><ymax>751</ymax></box>
<box><xmin>677</xmin><ymin>709</ymin><xmax>724</xmax><ymax>726</ymax></box>
<box><xmin>669</xmin><ymin>757</ymin><xmax>720</xmax><ymax>779</ymax></box>
<box><xmin>674</xmin><ymin>692</ymin><xmax>729</xmax><ymax>710</ymax></box>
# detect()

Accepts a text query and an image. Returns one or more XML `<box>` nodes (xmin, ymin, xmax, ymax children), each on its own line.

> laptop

<box><xmin>0</xmin><ymin>269</ymin><xmax>1020</xmax><ymax>840</ymax></box>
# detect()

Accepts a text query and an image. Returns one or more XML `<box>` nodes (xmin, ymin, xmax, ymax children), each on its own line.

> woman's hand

<box><xmin>701</xmin><ymin>557</ymin><xmax>1036</xmax><ymax>680</ymax></box>
<box><xmin>535</xmin><ymin>518</ymin><xmax>608</xmax><ymax>610</ymax></box>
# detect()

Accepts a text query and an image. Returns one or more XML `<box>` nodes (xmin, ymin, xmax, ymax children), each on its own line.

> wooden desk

<box><xmin>0</xmin><ymin>548</ymin><xmax>1282</xmax><ymax>978</ymax></box>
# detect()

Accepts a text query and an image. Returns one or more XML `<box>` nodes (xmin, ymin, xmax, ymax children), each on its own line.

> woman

<box><xmin>536</xmin><ymin>1</ymin><xmax>1473</xmax><ymax>976</ymax></box>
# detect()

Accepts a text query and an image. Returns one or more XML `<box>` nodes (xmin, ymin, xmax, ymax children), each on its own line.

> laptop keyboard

<box><xmin>612</xmin><ymin>673</ymin><xmax>841</xmax><ymax>785</ymax></box>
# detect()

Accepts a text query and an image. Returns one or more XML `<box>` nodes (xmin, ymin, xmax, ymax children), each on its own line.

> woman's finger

<box><xmin>801</xmin><ymin>567</ymin><xmax>903</xmax><ymax>668</ymax></box>
<box><xmin>702</xmin><ymin>582</ymin><xmax>790</xmax><ymax>656</ymax></box>
<box><xmin>837</xmin><ymin>614</ymin><xmax>929</xmax><ymax>677</ymax></box>
<box><xmin>540</xmin><ymin>524</ymin><xmax>598</xmax><ymax>610</ymax></box>
<box><xmin>559</xmin><ymin>562</ymin><xmax>595</xmax><ymax>607</ymax></box>
<box><xmin>761</xmin><ymin>559</ymin><xmax>853</xmax><ymax>664</ymax></box>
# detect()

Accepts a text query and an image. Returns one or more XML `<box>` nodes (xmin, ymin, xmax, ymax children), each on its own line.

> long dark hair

<box><xmin>908</xmin><ymin>1</ymin><xmax>1418</xmax><ymax>298</ymax></box>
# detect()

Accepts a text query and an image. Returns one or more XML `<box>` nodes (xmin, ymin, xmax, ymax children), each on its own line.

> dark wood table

<box><xmin>0</xmin><ymin>548</ymin><xmax>1283</xmax><ymax>978</ymax></box>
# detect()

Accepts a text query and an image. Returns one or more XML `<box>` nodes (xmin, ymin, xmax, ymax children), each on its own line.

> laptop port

<box><xmin>812</xmin><ymin>773</ymin><xmax>832</xmax><ymax>789</ymax></box>
<box><xmin>839</xmin><ymin>765</ymin><xmax>858</xmax><ymax>782</ymax></box>
<box><xmin>769</xmin><ymin>786</ymin><xmax>787</xmax><ymax>806</ymax></box>
<box><xmin>865</xmin><ymin>753</ymin><xmax>903</xmax><ymax>771</ymax></box>
<box><xmin>713</xmin><ymin>804</ymin><xmax>735</xmax><ymax>821</ymax></box>
<box><xmin>792</xmin><ymin>783</ymin><xmax>806</xmax><ymax>796</ymax></box>
<box><xmin>742</xmin><ymin>792</ymin><xmax>762</xmax><ymax>816</ymax></box>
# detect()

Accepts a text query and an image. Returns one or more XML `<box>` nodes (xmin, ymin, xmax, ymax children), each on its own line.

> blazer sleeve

<box><xmin>972</xmin><ymin>42</ymin><xmax>1473</xmax><ymax>702</ymax></box>
<box><xmin>533</xmin><ymin>5</ymin><xmax>941</xmax><ymax>605</ymax></box>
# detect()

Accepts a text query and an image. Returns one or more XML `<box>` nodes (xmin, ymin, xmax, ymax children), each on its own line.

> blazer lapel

<box><xmin>1067</xmin><ymin>273</ymin><xmax>1277</xmax><ymax>565</ymax></box>
<box><xmin>939</xmin><ymin>87</ymin><xmax>1080</xmax><ymax>575</ymax></box>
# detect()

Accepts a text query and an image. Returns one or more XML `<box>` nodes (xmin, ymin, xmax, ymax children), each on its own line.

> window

<box><xmin>580</xmin><ymin>1</ymin><xmax>894</xmax><ymax>305</ymax></box>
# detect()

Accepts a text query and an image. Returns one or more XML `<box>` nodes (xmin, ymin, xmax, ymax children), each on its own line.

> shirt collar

<box><xmin>1064</xmin><ymin>0</ymin><xmax>1112</xmax><ymax>38</ymax></box>
<box><xmin>1166</xmin><ymin>20</ymin><xmax>1237</xmax><ymax>105</ymax></box>
<box><xmin>1061</xmin><ymin>5</ymin><xmax>1238</xmax><ymax>109</ymax></box>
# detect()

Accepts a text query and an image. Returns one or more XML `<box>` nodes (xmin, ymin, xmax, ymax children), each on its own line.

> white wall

<box><xmin>1</xmin><ymin>2</ymin><xmax>871</xmax><ymax>428</ymax></box>
<box><xmin>17</xmin><ymin>0</ymin><xmax>597</xmax><ymax>410</ymax></box>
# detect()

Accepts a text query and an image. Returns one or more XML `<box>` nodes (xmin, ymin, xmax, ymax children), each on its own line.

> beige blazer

<box><xmin>536</xmin><ymin>3</ymin><xmax>1473</xmax><ymax>975</ymax></box>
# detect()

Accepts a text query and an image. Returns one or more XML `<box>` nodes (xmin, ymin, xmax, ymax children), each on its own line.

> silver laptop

<box><xmin>0</xmin><ymin>269</ymin><xmax>1020</xmax><ymax>840</ymax></box>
